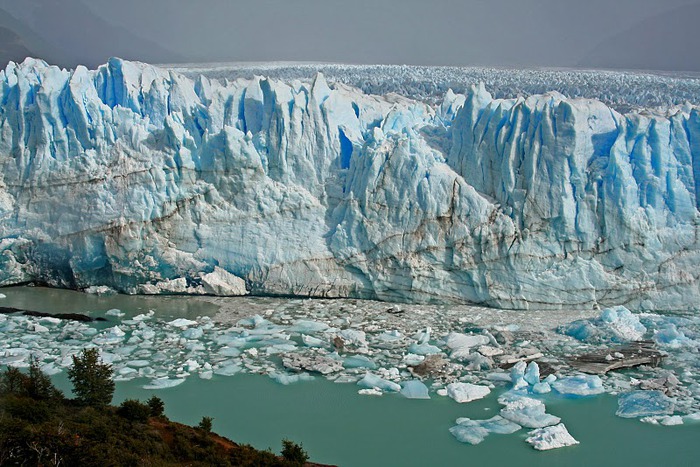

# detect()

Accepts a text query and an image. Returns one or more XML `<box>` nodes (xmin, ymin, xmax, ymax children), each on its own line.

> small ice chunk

<box><xmin>446</xmin><ymin>333</ymin><xmax>490</xmax><ymax>351</ymax></box>
<box><xmin>552</xmin><ymin>375</ymin><xmax>604</xmax><ymax>397</ymax></box>
<box><xmin>182</xmin><ymin>327</ymin><xmax>204</xmax><ymax>339</ymax></box>
<box><xmin>449</xmin><ymin>423</ymin><xmax>490</xmax><ymax>445</ymax></box>
<box><xmin>269</xmin><ymin>371</ymin><xmax>315</xmax><ymax>385</ymax></box>
<box><xmin>290</xmin><ymin>320</ymin><xmax>329</xmax><ymax>333</ymax></box>
<box><xmin>408</xmin><ymin>342</ymin><xmax>442</xmax><ymax>355</ymax></box>
<box><xmin>214</xmin><ymin>363</ymin><xmax>242</xmax><ymax>376</ymax></box>
<box><xmin>524</xmin><ymin>362</ymin><xmax>540</xmax><ymax>385</ymax></box>
<box><xmin>143</xmin><ymin>377</ymin><xmax>186</xmax><ymax>390</ymax></box>
<box><xmin>343</xmin><ymin>355</ymin><xmax>377</xmax><ymax>369</ymax></box>
<box><xmin>105</xmin><ymin>309</ymin><xmax>124</xmax><ymax>317</ymax></box>
<box><xmin>446</xmin><ymin>382</ymin><xmax>491</xmax><ymax>403</ymax></box>
<box><xmin>301</xmin><ymin>334</ymin><xmax>326</xmax><ymax>347</ymax></box>
<box><xmin>526</xmin><ymin>423</ymin><xmax>579</xmax><ymax>450</ymax></box>
<box><xmin>616</xmin><ymin>391</ymin><xmax>675</xmax><ymax>418</ymax></box>
<box><xmin>357</xmin><ymin>373</ymin><xmax>401</xmax><ymax>392</ymax></box>
<box><xmin>532</xmin><ymin>382</ymin><xmax>552</xmax><ymax>394</ymax></box>
<box><xmin>167</xmin><ymin>318</ymin><xmax>197</xmax><ymax>328</ymax></box>
<box><xmin>450</xmin><ymin>416</ymin><xmax>521</xmax><ymax>445</ymax></box>
<box><xmin>339</xmin><ymin>329</ymin><xmax>367</xmax><ymax>346</ymax></box>
<box><xmin>500</xmin><ymin>397</ymin><xmax>561</xmax><ymax>428</ymax></box>
<box><xmin>660</xmin><ymin>415</ymin><xmax>684</xmax><ymax>426</ymax></box>
<box><xmin>400</xmin><ymin>380</ymin><xmax>430</xmax><ymax>399</ymax></box>
<box><xmin>358</xmin><ymin>388</ymin><xmax>383</xmax><ymax>396</ymax></box>
<box><xmin>486</xmin><ymin>372</ymin><xmax>513</xmax><ymax>383</ymax></box>
<box><xmin>0</xmin><ymin>293</ymin><xmax>6</xmax><ymax>298</ymax></box>
<box><xmin>414</xmin><ymin>327</ymin><xmax>431</xmax><ymax>344</ymax></box>
<box><xmin>510</xmin><ymin>361</ymin><xmax>528</xmax><ymax>390</ymax></box>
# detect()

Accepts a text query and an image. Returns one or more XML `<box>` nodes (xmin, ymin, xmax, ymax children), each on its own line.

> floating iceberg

<box><xmin>526</xmin><ymin>423</ymin><xmax>579</xmax><ymax>451</ymax></box>
<box><xmin>400</xmin><ymin>380</ymin><xmax>431</xmax><ymax>400</ymax></box>
<box><xmin>446</xmin><ymin>382</ymin><xmax>491</xmax><ymax>403</ymax></box>
<box><xmin>357</xmin><ymin>373</ymin><xmax>401</xmax><ymax>393</ymax></box>
<box><xmin>500</xmin><ymin>397</ymin><xmax>561</xmax><ymax>428</ymax></box>
<box><xmin>616</xmin><ymin>391</ymin><xmax>675</xmax><ymax>418</ymax></box>
<box><xmin>552</xmin><ymin>375</ymin><xmax>605</xmax><ymax>397</ymax></box>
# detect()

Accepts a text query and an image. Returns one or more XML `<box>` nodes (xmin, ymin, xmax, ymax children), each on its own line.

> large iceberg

<box><xmin>1</xmin><ymin>58</ymin><xmax>700</xmax><ymax>310</ymax></box>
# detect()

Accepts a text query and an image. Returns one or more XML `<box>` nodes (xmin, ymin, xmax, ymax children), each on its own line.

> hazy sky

<box><xmin>1</xmin><ymin>0</ymin><xmax>699</xmax><ymax>71</ymax></box>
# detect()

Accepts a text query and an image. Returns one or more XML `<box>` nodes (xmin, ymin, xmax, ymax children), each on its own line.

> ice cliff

<box><xmin>1</xmin><ymin>57</ymin><xmax>699</xmax><ymax>310</ymax></box>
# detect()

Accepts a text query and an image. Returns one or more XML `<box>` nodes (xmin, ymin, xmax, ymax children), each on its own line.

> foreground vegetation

<box><xmin>0</xmin><ymin>349</ymin><xmax>317</xmax><ymax>466</ymax></box>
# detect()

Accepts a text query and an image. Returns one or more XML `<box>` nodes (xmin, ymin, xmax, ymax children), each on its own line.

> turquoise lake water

<box><xmin>5</xmin><ymin>287</ymin><xmax>700</xmax><ymax>466</ymax></box>
<box><xmin>48</xmin><ymin>374</ymin><xmax>700</xmax><ymax>467</ymax></box>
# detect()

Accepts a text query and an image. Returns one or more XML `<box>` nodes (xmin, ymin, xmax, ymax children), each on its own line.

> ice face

<box><xmin>1</xmin><ymin>59</ymin><xmax>700</xmax><ymax>310</ymax></box>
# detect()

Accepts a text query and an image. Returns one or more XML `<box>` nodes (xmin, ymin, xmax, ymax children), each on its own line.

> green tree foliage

<box><xmin>67</xmin><ymin>348</ymin><xmax>115</xmax><ymax>407</ymax></box>
<box><xmin>281</xmin><ymin>439</ymin><xmax>309</xmax><ymax>465</ymax></box>
<box><xmin>147</xmin><ymin>395</ymin><xmax>165</xmax><ymax>418</ymax></box>
<box><xmin>27</xmin><ymin>358</ymin><xmax>62</xmax><ymax>400</ymax></box>
<box><xmin>0</xmin><ymin>366</ymin><xmax>27</xmax><ymax>395</ymax></box>
<box><xmin>117</xmin><ymin>399</ymin><xmax>151</xmax><ymax>423</ymax></box>
<box><xmin>198</xmin><ymin>416</ymin><xmax>213</xmax><ymax>433</ymax></box>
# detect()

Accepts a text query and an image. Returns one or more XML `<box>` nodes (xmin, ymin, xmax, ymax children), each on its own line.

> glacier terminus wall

<box><xmin>1</xmin><ymin>58</ymin><xmax>700</xmax><ymax>311</ymax></box>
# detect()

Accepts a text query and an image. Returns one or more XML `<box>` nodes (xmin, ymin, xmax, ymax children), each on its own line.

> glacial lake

<box><xmin>3</xmin><ymin>287</ymin><xmax>700</xmax><ymax>466</ymax></box>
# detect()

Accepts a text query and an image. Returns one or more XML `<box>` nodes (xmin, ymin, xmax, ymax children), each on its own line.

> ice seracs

<box><xmin>1</xmin><ymin>58</ymin><xmax>700</xmax><ymax>310</ymax></box>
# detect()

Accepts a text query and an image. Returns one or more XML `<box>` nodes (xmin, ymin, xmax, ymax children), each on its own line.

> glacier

<box><xmin>1</xmin><ymin>57</ymin><xmax>700</xmax><ymax>310</ymax></box>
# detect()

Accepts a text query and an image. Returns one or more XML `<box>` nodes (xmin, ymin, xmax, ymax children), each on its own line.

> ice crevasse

<box><xmin>0</xmin><ymin>57</ymin><xmax>699</xmax><ymax>311</ymax></box>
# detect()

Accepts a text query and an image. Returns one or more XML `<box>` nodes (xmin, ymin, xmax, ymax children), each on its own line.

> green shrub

<box><xmin>117</xmin><ymin>399</ymin><xmax>151</xmax><ymax>423</ymax></box>
<box><xmin>281</xmin><ymin>439</ymin><xmax>309</xmax><ymax>465</ymax></box>
<box><xmin>67</xmin><ymin>348</ymin><xmax>114</xmax><ymax>407</ymax></box>
<box><xmin>198</xmin><ymin>416</ymin><xmax>213</xmax><ymax>433</ymax></box>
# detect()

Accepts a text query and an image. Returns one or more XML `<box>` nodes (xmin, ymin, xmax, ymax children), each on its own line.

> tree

<box><xmin>197</xmin><ymin>416</ymin><xmax>213</xmax><ymax>433</ymax></box>
<box><xmin>147</xmin><ymin>395</ymin><xmax>165</xmax><ymax>418</ymax></box>
<box><xmin>281</xmin><ymin>439</ymin><xmax>309</xmax><ymax>465</ymax></box>
<box><xmin>27</xmin><ymin>358</ymin><xmax>61</xmax><ymax>400</ymax></box>
<box><xmin>67</xmin><ymin>348</ymin><xmax>114</xmax><ymax>407</ymax></box>
<box><xmin>0</xmin><ymin>366</ymin><xmax>27</xmax><ymax>395</ymax></box>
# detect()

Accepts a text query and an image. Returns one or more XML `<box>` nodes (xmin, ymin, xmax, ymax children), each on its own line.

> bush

<box><xmin>117</xmin><ymin>399</ymin><xmax>151</xmax><ymax>423</ymax></box>
<box><xmin>67</xmin><ymin>348</ymin><xmax>114</xmax><ymax>407</ymax></box>
<box><xmin>197</xmin><ymin>416</ymin><xmax>213</xmax><ymax>433</ymax></box>
<box><xmin>147</xmin><ymin>395</ymin><xmax>165</xmax><ymax>418</ymax></box>
<box><xmin>281</xmin><ymin>439</ymin><xmax>309</xmax><ymax>465</ymax></box>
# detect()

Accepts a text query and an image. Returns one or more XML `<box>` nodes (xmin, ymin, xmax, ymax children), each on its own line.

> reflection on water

<box><xmin>0</xmin><ymin>286</ymin><xmax>219</xmax><ymax>320</ymax></box>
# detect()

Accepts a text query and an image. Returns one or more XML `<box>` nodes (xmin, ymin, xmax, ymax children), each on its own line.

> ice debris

<box><xmin>526</xmin><ymin>423</ymin><xmax>579</xmax><ymax>451</ymax></box>
<box><xmin>561</xmin><ymin>306</ymin><xmax>646</xmax><ymax>343</ymax></box>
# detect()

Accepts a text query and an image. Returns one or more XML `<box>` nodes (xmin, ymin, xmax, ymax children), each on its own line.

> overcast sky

<box><xmin>1</xmin><ymin>0</ymin><xmax>699</xmax><ymax>71</ymax></box>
